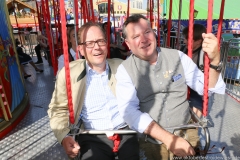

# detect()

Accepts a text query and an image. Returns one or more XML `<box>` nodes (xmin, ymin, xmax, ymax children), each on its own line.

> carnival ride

<box><xmin>56</xmin><ymin>0</ymin><xmax>226</xmax><ymax>157</ymax></box>
<box><xmin>0</xmin><ymin>0</ymin><xmax>29</xmax><ymax>138</ymax></box>
<box><xmin>0</xmin><ymin>0</ymin><xmax>239</xmax><ymax>158</ymax></box>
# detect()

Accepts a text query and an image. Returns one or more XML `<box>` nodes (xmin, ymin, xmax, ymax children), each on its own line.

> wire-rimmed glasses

<box><xmin>79</xmin><ymin>39</ymin><xmax>107</xmax><ymax>48</ymax></box>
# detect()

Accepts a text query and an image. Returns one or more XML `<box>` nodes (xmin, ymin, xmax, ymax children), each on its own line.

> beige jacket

<box><xmin>48</xmin><ymin>58</ymin><xmax>123</xmax><ymax>144</ymax></box>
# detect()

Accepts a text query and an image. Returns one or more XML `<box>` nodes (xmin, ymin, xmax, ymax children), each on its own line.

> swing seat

<box><xmin>70</xmin><ymin>126</ymin><xmax>137</xmax><ymax>160</ymax></box>
<box><xmin>70</xmin><ymin>107</ymin><xmax>212</xmax><ymax>157</ymax></box>
<box><xmin>163</xmin><ymin>108</ymin><xmax>213</xmax><ymax>156</ymax></box>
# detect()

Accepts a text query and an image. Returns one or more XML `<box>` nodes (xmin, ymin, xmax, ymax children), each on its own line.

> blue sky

<box><xmin>120</xmin><ymin>0</ymin><xmax>147</xmax><ymax>10</ymax></box>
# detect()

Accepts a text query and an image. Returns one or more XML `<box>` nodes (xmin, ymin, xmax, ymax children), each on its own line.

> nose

<box><xmin>93</xmin><ymin>41</ymin><xmax>100</xmax><ymax>49</ymax></box>
<box><xmin>139</xmin><ymin>34</ymin><xmax>147</xmax><ymax>43</ymax></box>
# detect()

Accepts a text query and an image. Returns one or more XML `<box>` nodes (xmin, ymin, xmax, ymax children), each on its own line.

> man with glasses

<box><xmin>48</xmin><ymin>22</ymin><xmax>139</xmax><ymax>159</ymax></box>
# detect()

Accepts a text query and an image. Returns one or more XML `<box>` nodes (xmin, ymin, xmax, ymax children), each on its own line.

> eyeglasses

<box><xmin>79</xmin><ymin>39</ymin><xmax>107</xmax><ymax>48</ymax></box>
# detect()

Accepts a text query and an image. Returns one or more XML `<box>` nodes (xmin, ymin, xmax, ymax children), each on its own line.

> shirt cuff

<box><xmin>209</xmin><ymin>73</ymin><xmax>226</xmax><ymax>95</ymax></box>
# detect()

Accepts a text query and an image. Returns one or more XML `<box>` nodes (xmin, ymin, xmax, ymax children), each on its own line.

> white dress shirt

<box><xmin>57</xmin><ymin>48</ymin><xmax>77</xmax><ymax>72</ymax></box>
<box><xmin>116</xmin><ymin>50</ymin><xmax>226</xmax><ymax>133</ymax></box>
<box><xmin>81</xmin><ymin>62</ymin><xmax>126</xmax><ymax>130</ymax></box>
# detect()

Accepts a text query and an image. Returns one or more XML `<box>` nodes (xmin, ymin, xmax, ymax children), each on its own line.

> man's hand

<box><xmin>202</xmin><ymin>33</ymin><xmax>222</xmax><ymax>88</ymax></box>
<box><xmin>167</xmin><ymin>135</ymin><xmax>196</xmax><ymax>157</ymax></box>
<box><xmin>62</xmin><ymin>136</ymin><xmax>80</xmax><ymax>158</ymax></box>
<box><xmin>202</xmin><ymin>33</ymin><xmax>220</xmax><ymax>65</ymax></box>
<box><xmin>144</xmin><ymin>121</ymin><xmax>195</xmax><ymax>157</ymax></box>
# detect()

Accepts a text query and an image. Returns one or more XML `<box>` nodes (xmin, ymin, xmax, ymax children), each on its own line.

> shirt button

<box><xmin>159</xmin><ymin>82</ymin><xmax>162</xmax><ymax>84</ymax></box>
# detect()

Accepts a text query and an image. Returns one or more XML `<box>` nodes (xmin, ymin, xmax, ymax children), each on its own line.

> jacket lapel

<box><xmin>71</xmin><ymin>61</ymin><xmax>86</xmax><ymax>124</ymax></box>
<box><xmin>72</xmin><ymin>77</ymin><xmax>86</xmax><ymax>124</ymax></box>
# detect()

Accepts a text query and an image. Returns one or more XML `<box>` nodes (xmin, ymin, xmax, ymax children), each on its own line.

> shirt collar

<box><xmin>86</xmin><ymin>61</ymin><xmax>109</xmax><ymax>76</ymax></box>
<box><xmin>70</xmin><ymin>48</ymin><xmax>76</xmax><ymax>58</ymax></box>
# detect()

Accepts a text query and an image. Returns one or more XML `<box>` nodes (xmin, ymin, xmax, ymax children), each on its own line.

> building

<box><xmin>6</xmin><ymin>0</ymin><xmax>38</xmax><ymax>28</ymax></box>
<box><xmin>131</xmin><ymin>0</ymin><xmax>143</xmax><ymax>9</ymax></box>
<box><xmin>93</xmin><ymin>0</ymin><xmax>147</xmax><ymax>17</ymax></box>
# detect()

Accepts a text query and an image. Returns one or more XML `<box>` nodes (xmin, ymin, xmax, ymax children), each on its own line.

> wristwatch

<box><xmin>210</xmin><ymin>61</ymin><xmax>223</xmax><ymax>71</ymax></box>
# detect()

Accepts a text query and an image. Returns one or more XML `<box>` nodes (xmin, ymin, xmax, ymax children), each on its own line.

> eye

<box><xmin>86</xmin><ymin>41</ymin><xmax>94</xmax><ymax>46</ymax></box>
<box><xmin>98</xmin><ymin>39</ymin><xmax>107</xmax><ymax>45</ymax></box>
<box><xmin>133</xmin><ymin>35</ymin><xmax>139</xmax><ymax>39</ymax></box>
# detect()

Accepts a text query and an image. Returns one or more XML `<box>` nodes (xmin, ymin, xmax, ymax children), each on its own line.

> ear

<box><xmin>78</xmin><ymin>45</ymin><xmax>85</xmax><ymax>57</ymax></box>
<box><xmin>125</xmin><ymin>39</ymin><xmax>131</xmax><ymax>50</ymax></box>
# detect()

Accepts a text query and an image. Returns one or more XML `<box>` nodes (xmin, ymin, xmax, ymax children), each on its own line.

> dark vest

<box><xmin>122</xmin><ymin>48</ymin><xmax>191</xmax><ymax>143</ymax></box>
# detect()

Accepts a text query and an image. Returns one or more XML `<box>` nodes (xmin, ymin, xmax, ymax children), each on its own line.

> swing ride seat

<box><xmin>68</xmin><ymin>122</ymin><xmax>137</xmax><ymax>160</ymax></box>
<box><xmin>78</xmin><ymin>130</ymin><xmax>137</xmax><ymax>160</ymax></box>
<box><xmin>69</xmin><ymin>107</ymin><xmax>212</xmax><ymax>157</ymax></box>
<box><xmin>161</xmin><ymin>108</ymin><xmax>212</xmax><ymax>156</ymax></box>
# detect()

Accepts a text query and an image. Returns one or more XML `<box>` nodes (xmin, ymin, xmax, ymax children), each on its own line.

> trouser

<box><xmin>34</xmin><ymin>44</ymin><xmax>42</xmax><ymax>62</ymax></box>
<box><xmin>77</xmin><ymin>134</ymin><xmax>139</xmax><ymax>160</ymax></box>
<box><xmin>34</xmin><ymin>44</ymin><xmax>52</xmax><ymax>65</ymax></box>
<box><xmin>139</xmin><ymin>128</ymin><xmax>200</xmax><ymax>160</ymax></box>
<box><xmin>46</xmin><ymin>47</ymin><xmax>51</xmax><ymax>66</ymax></box>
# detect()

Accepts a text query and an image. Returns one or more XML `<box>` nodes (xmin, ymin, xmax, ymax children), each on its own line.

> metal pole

<box><xmin>167</xmin><ymin>0</ymin><xmax>172</xmax><ymax>48</ymax></box>
<box><xmin>157</xmin><ymin>0</ymin><xmax>160</xmax><ymax>46</ymax></box>
<box><xmin>176</xmin><ymin>0</ymin><xmax>182</xmax><ymax>50</ymax></box>
<box><xmin>73</xmin><ymin>0</ymin><xmax>80</xmax><ymax>59</ymax></box>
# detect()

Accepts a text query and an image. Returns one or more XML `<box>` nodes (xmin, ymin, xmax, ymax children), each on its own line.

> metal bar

<box><xmin>176</xmin><ymin>0</ymin><xmax>182</xmax><ymax>50</ymax></box>
<box><xmin>203</xmin><ymin>127</ymin><xmax>210</xmax><ymax>156</ymax></box>
<box><xmin>79</xmin><ymin>130</ymin><xmax>137</xmax><ymax>136</ymax></box>
<box><xmin>73</xmin><ymin>0</ymin><xmax>80</xmax><ymax>59</ymax></box>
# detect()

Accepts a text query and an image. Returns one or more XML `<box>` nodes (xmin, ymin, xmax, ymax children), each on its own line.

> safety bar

<box><xmin>78</xmin><ymin>130</ymin><xmax>137</xmax><ymax>137</ymax></box>
<box><xmin>165</xmin><ymin>108</ymin><xmax>212</xmax><ymax>156</ymax></box>
<box><xmin>163</xmin><ymin>121</ymin><xmax>211</xmax><ymax>156</ymax></box>
<box><xmin>70</xmin><ymin>108</ymin><xmax>212</xmax><ymax>156</ymax></box>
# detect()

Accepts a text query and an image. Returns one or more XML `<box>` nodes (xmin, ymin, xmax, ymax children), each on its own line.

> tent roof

<box><xmin>166</xmin><ymin>0</ymin><xmax>240</xmax><ymax>20</ymax></box>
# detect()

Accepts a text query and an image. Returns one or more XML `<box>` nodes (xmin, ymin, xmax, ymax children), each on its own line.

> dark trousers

<box><xmin>35</xmin><ymin>44</ymin><xmax>42</xmax><ymax>62</ymax></box>
<box><xmin>34</xmin><ymin>44</ymin><xmax>51</xmax><ymax>65</ymax></box>
<box><xmin>77</xmin><ymin>134</ymin><xmax>139</xmax><ymax>160</ymax></box>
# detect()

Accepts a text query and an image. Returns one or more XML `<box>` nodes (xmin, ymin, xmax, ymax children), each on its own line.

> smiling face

<box><xmin>69</xmin><ymin>29</ymin><xmax>76</xmax><ymax>49</ymax></box>
<box><xmin>124</xmin><ymin>18</ymin><xmax>158</xmax><ymax>64</ymax></box>
<box><xmin>78</xmin><ymin>26</ymin><xmax>108</xmax><ymax>71</ymax></box>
